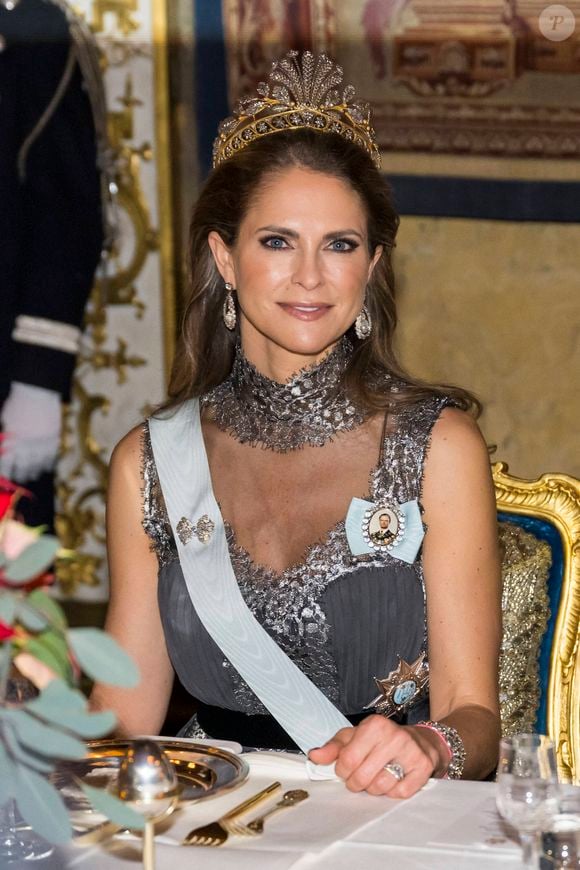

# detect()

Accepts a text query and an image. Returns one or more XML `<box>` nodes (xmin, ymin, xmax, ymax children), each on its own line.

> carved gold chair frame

<box><xmin>493</xmin><ymin>462</ymin><xmax>580</xmax><ymax>783</ymax></box>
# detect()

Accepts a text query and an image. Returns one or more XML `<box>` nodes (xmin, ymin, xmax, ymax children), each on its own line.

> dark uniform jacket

<box><xmin>0</xmin><ymin>0</ymin><xmax>104</xmax><ymax>406</ymax></box>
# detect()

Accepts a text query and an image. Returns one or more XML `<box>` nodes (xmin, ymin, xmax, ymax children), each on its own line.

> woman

<box><xmin>93</xmin><ymin>52</ymin><xmax>501</xmax><ymax>797</ymax></box>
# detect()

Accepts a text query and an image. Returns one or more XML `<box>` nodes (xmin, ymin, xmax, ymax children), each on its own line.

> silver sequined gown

<box><xmin>141</xmin><ymin>361</ymin><xmax>456</xmax><ymax>744</ymax></box>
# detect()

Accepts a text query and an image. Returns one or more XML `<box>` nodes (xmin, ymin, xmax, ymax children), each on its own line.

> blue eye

<box><xmin>260</xmin><ymin>236</ymin><xmax>288</xmax><ymax>249</ymax></box>
<box><xmin>329</xmin><ymin>238</ymin><xmax>358</xmax><ymax>252</ymax></box>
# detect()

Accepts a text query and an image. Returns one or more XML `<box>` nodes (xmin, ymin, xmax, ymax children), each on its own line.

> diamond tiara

<box><xmin>212</xmin><ymin>51</ymin><xmax>381</xmax><ymax>169</ymax></box>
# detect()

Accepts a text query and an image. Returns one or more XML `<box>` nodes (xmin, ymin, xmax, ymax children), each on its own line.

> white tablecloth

<box><xmin>23</xmin><ymin>752</ymin><xmax>532</xmax><ymax>869</ymax></box>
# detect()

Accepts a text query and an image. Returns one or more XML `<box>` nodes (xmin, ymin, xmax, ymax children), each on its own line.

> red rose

<box><xmin>0</xmin><ymin>492</ymin><xmax>12</xmax><ymax>520</ymax></box>
<box><xmin>0</xmin><ymin>620</ymin><xmax>16</xmax><ymax>641</ymax></box>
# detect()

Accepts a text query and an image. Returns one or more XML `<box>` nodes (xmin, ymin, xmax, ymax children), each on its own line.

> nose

<box><xmin>291</xmin><ymin>250</ymin><xmax>323</xmax><ymax>291</ymax></box>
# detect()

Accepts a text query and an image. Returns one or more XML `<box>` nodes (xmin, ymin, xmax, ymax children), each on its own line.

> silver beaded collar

<box><xmin>200</xmin><ymin>338</ymin><xmax>366</xmax><ymax>451</ymax></box>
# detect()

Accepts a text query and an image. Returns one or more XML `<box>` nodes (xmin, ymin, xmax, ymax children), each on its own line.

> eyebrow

<box><xmin>255</xmin><ymin>225</ymin><xmax>365</xmax><ymax>241</ymax></box>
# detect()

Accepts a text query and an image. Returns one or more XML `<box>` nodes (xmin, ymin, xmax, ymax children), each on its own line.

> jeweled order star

<box><xmin>365</xmin><ymin>652</ymin><xmax>429</xmax><ymax>716</ymax></box>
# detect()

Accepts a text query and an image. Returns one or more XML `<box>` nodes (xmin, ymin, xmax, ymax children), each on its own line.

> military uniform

<box><xmin>0</xmin><ymin>0</ymin><xmax>105</xmax><ymax>524</ymax></box>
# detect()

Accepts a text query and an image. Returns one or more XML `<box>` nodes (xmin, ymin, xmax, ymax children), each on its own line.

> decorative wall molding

<box><xmin>55</xmin><ymin>0</ymin><xmax>175</xmax><ymax>600</ymax></box>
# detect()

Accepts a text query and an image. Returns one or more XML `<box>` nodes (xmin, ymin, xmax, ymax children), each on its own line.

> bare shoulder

<box><xmin>427</xmin><ymin>406</ymin><xmax>489</xmax><ymax>473</ymax></box>
<box><xmin>422</xmin><ymin>406</ymin><xmax>494</xmax><ymax>515</ymax></box>
<box><xmin>109</xmin><ymin>422</ymin><xmax>147</xmax><ymax>486</ymax></box>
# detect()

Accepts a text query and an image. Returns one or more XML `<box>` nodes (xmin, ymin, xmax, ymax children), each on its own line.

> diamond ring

<box><xmin>383</xmin><ymin>762</ymin><xmax>405</xmax><ymax>782</ymax></box>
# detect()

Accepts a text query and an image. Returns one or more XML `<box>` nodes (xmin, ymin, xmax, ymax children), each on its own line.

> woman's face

<box><xmin>209</xmin><ymin>166</ymin><xmax>382</xmax><ymax>377</ymax></box>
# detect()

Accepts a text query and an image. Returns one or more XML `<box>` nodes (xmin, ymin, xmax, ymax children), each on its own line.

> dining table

<box><xmin>12</xmin><ymin>745</ymin><xmax>572</xmax><ymax>870</ymax></box>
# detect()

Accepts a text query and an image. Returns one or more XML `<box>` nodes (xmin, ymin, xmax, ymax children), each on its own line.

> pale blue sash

<box><xmin>148</xmin><ymin>399</ymin><xmax>351</xmax><ymax>778</ymax></box>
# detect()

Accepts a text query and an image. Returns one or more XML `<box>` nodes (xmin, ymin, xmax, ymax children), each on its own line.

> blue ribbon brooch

<box><xmin>345</xmin><ymin>497</ymin><xmax>425</xmax><ymax>563</ymax></box>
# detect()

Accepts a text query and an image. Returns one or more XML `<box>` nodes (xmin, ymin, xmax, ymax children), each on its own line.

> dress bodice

<box><xmin>142</xmin><ymin>393</ymin><xmax>455</xmax><ymax>722</ymax></box>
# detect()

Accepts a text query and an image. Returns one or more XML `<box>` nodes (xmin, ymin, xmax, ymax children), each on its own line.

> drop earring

<box><xmin>223</xmin><ymin>282</ymin><xmax>236</xmax><ymax>330</ymax></box>
<box><xmin>355</xmin><ymin>304</ymin><xmax>372</xmax><ymax>340</ymax></box>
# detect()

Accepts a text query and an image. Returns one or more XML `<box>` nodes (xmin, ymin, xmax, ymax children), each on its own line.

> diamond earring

<box><xmin>223</xmin><ymin>283</ymin><xmax>236</xmax><ymax>330</ymax></box>
<box><xmin>355</xmin><ymin>304</ymin><xmax>372</xmax><ymax>340</ymax></box>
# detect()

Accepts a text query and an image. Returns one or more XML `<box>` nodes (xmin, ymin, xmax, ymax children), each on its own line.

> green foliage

<box><xmin>16</xmin><ymin>600</ymin><xmax>49</xmax><ymax>632</ymax></box>
<box><xmin>25</xmin><ymin>679</ymin><xmax>116</xmax><ymax>738</ymax></box>
<box><xmin>0</xmin><ymin>740</ymin><xmax>15</xmax><ymax>806</ymax></box>
<box><xmin>3</xmin><ymin>536</ymin><xmax>59</xmax><ymax>583</ymax></box>
<box><xmin>27</xmin><ymin>589</ymin><xmax>67</xmax><ymax>629</ymax></box>
<box><xmin>0</xmin><ymin>592</ymin><xmax>16</xmax><ymax>626</ymax></box>
<box><xmin>68</xmin><ymin>628</ymin><xmax>140</xmax><ymax>687</ymax></box>
<box><xmin>24</xmin><ymin>628</ymin><xmax>72</xmax><ymax>682</ymax></box>
<box><xmin>80</xmin><ymin>783</ymin><xmax>145</xmax><ymax>831</ymax></box>
<box><xmin>13</xmin><ymin>766</ymin><xmax>72</xmax><ymax>844</ymax></box>
<box><xmin>0</xmin><ymin>510</ymin><xmax>141</xmax><ymax>846</ymax></box>
<box><xmin>3</xmin><ymin>710</ymin><xmax>87</xmax><ymax>759</ymax></box>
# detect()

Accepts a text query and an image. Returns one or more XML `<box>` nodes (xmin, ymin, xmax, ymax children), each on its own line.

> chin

<box><xmin>276</xmin><ymin>330</ymin><xmax>344</xmax><ymax>359</ymax></box>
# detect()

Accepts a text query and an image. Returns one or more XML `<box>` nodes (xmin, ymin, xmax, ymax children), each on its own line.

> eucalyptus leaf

<box><xmin>0</xmin><ymin>643</ymin><xmax>11</xmax><ymax>685</ymax></box>
<box><xmin>52</xmin><ymin>709</ymin><xmax>116</xmax><ymax>739</ymax></box>
<box><xmin>6</xmin><ymin>709</ymin><xmax>86</xmax><ymax>759</ymax></box>
<box><xmin>2</xmin><ymin>723</ymin><xmax>55</xmax><ymax>774</ymax></box>
<box><xmin>16</xmin><ymin>600</ymin><xmax>49</xmax><ymax>632</ymax></box>
<box><xmin>13</xmin><ymin>766</ymin><xmax>72</xmax><ymax>844</ymax></box>
<box><xmin>25</xmin><ymin>629</ymin><xmax>72</xmax><ymax>682</ymax></box>
<box><xmin>27</xmin><ymin>589</ymin><xmax>67</xmax><ymax>630</ymax></box>
<box><xmin>0</xmin><ymin>739</ymin><xmax>16</xmax><ymax>805</ymax></box>
<box><xmin>68</xmin><ymin>629</ymin><xmax>139</xmax><ymax>687</ymax></box>
<box><xmin>5</xmin><ymin>536</ymin><xmax>59</xmax><ymax>582</ymax></box>
<box><xmin>0</xmin><ymin>552</ymin><xmax>7</xmax><ymax>569</ymax></box>
<box><xmin>26</xmin><ymin>682</ymin><xmax>116</xmax><ymax>737</ymax></box>
<box><xmin>0</xmin><ymin>591</ymin><xmax>16</xmax><ymax>625</ymax></box>
<box><xmin>24</xmin><ymin>678</ymin><xmax>84</xmax><ymax>720</ymax></box>
<box><xmin>26</xmin><ymin>678</ymin><xmax>85</xmax><ymax>714</ymax></box>
<box><xmin>80</xmin><ymin>783</ymin><xmax>145</xmax><ymax>831</ymax></box>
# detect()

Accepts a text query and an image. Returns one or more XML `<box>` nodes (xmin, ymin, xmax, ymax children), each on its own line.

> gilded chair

<box><xmin>493</xmin><ymin>463</ymin><xmax>580</xmax><ymax>783</ymax></box>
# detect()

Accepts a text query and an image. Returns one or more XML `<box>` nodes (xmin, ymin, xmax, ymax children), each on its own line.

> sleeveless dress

<box><xmin>141</xmin><ymin>389</ymin><xmax>456</xmax><ymax>751</ymax></box>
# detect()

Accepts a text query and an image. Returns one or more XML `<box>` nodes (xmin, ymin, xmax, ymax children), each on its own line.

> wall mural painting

<box><xmin>221</xmin><ymin>0</ymin><xmax>580</xmax><ymax>161</ymax></box>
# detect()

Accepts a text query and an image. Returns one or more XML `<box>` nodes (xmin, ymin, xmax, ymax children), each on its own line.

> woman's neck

<box><xmin>239</xmin><ymin>328</ymin><xmax>340</xmax><ymax>384</ymax></box>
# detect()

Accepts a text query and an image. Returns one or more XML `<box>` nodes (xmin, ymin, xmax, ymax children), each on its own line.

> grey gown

<box><xmin>141</xmin><ymin>394</ymin><xmax>455</xmax><ymax>749</ymax></box>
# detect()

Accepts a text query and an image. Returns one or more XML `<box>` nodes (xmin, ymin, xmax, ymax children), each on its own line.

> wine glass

<box><xmin>496</xmin><ymin>733</ymin><xmax>560</xmax><ymax>867</ymax></box>
<box><xmin>0</xmin><ymin>675</ymin><xmax>54</xmax><ymax>862</ymax></box>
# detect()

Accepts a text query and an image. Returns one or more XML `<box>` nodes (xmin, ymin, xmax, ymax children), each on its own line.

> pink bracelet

<box><xmin>415</xmin><ymin>721</ymin><xmax>465</xmax><ymax>779</ymax></box>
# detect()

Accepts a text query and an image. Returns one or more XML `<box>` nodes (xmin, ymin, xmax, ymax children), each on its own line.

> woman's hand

<box><xmin>308</xmin><ymin>715</ymin><xmax>447</xmax><ymax>798</ymax></box>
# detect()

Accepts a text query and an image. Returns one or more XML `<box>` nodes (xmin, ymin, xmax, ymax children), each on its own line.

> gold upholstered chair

<box><xmin>493</xmin><ymin>462</ymin><xmax>580</xmax><ymax>783</ymax></box>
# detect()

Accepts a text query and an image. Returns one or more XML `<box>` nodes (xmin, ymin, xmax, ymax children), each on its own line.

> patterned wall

<box><xmin>55</xmin><ymin>0</ymin><xmax>174</xmax><ymax>600</ymax></box>
<box><xmin>55</xmin><ymin>0</ymin><xmax>580</xmax><ymax>601</ymax></box>
<box><xmin>184</xmin><ymin>0</ymin><xmax>580</xmax><ymax>480</ymax></box>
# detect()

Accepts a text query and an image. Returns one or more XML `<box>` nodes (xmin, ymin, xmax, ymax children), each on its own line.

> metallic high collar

<box><xmin>200</xmin><ymin>338</ymin><xmax>366</xmax><ymax>451</ymax></box>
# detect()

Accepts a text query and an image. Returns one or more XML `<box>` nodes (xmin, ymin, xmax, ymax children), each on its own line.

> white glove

<box><xmin>0</xmin><ymin>382</ymin><xmax>62</xmax><ymax>482</ymax></box>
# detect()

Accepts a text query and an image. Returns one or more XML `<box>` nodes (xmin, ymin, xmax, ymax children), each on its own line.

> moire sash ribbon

<box><xmin>149</xmin><ymin>399</ymin><xmax>351</xmax><ymax>779</ymax></box>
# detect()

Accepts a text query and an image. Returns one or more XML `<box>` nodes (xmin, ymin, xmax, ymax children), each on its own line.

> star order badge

<box><xmin>364</xmin><ymin>653</ymin><xmax>429</xmax><ymax>717</ymax></box>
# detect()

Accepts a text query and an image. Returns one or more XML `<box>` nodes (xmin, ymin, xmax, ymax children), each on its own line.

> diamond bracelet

<box><xmin>416</xmin><ymin>720</ymin><xmax>466</xmax><ymax>779</ymax></box>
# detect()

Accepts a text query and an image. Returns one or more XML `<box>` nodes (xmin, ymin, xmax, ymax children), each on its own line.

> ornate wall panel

<box><xmin>221</xmin><ymin>0</ymin><xmax>580</xmax><ymax>159</ymax></box>
<box><xmin>55</xmin><ymin>0</ymin><xmax>175</xmax><ymax>599</ymax></box>
<box><xmin>176</xmin><ymin>0</ymin><xmax>579</xmax><ymax>481</ymax></box>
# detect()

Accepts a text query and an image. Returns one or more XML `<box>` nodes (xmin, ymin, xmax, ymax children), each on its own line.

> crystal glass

<box><xmin>0</xmin><ymin>675</ymin><xmax>54</xmax><ymax>862</ymax></box>
<box><xmin>496</xmin><ymin>734</ymin><xmax>560</xmax><ymax>868</ymax></box>
<box><xmin>540</xmin><ymin>814</ymin><xmax>580</xmax><ymax>868</ymax></box>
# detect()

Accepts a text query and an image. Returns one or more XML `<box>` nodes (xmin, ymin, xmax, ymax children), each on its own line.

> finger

<box><xmin>308</xmin><ymin>728</ymin><xmax>354</xmax><ymax>763</ymax></box>
<box><xmin>382</xmin><ymin>762</ymin><xmax>432</xmax><ymax>799</ymax></box>
<box><xmin>342</xmin><ymin>741</ymin><xmax>401</xmax><ymax>793</ymax></box>
<box><xmin>334</xmin><ymin>716</ymin><xmax>405</xmax><ymax>782</ymax></box>
<box><xmin>367</xmin><ymin>745</ymin><xmax>434</xmax><ymax>798</ymax></box>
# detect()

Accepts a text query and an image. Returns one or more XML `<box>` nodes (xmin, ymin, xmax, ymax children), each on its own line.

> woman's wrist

<box><xmin>409</xmin><ymin>723</ymin><xmax>450</xmax><ymax>778</ymax></box>
<box><xmin>415</xmin><ymin>721</ymin><xmax>466</xmax><ymax>780</ymax></box>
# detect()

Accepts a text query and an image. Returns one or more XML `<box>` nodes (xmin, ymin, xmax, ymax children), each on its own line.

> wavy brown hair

<box><xmin>166</xmin><ymin>128</ymin><xmax>480</xmax><ymax>417</ymax></box>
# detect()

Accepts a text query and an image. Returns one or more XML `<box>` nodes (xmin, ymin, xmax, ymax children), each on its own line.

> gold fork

<box><xmin>225</xmin><ymin>789</ymin><xmax>309</xmax><ymax>837</ymax></box>
<box><xmin>181</xmin><ymin>781</ymin><xmax>281</xmax><ymax>847</ymax></box>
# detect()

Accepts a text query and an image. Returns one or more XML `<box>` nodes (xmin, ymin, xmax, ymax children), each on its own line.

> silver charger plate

<box><xmin>53</xmin><ymin>738</ymin><xmax>249</xmax><ymax>828</ymax></box>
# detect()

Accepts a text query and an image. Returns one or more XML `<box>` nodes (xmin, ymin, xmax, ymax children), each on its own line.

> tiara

<box><xmin>212</xmin><ymin>51</ymin><xmax>381</xmax><ymax>169</ymax></box>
